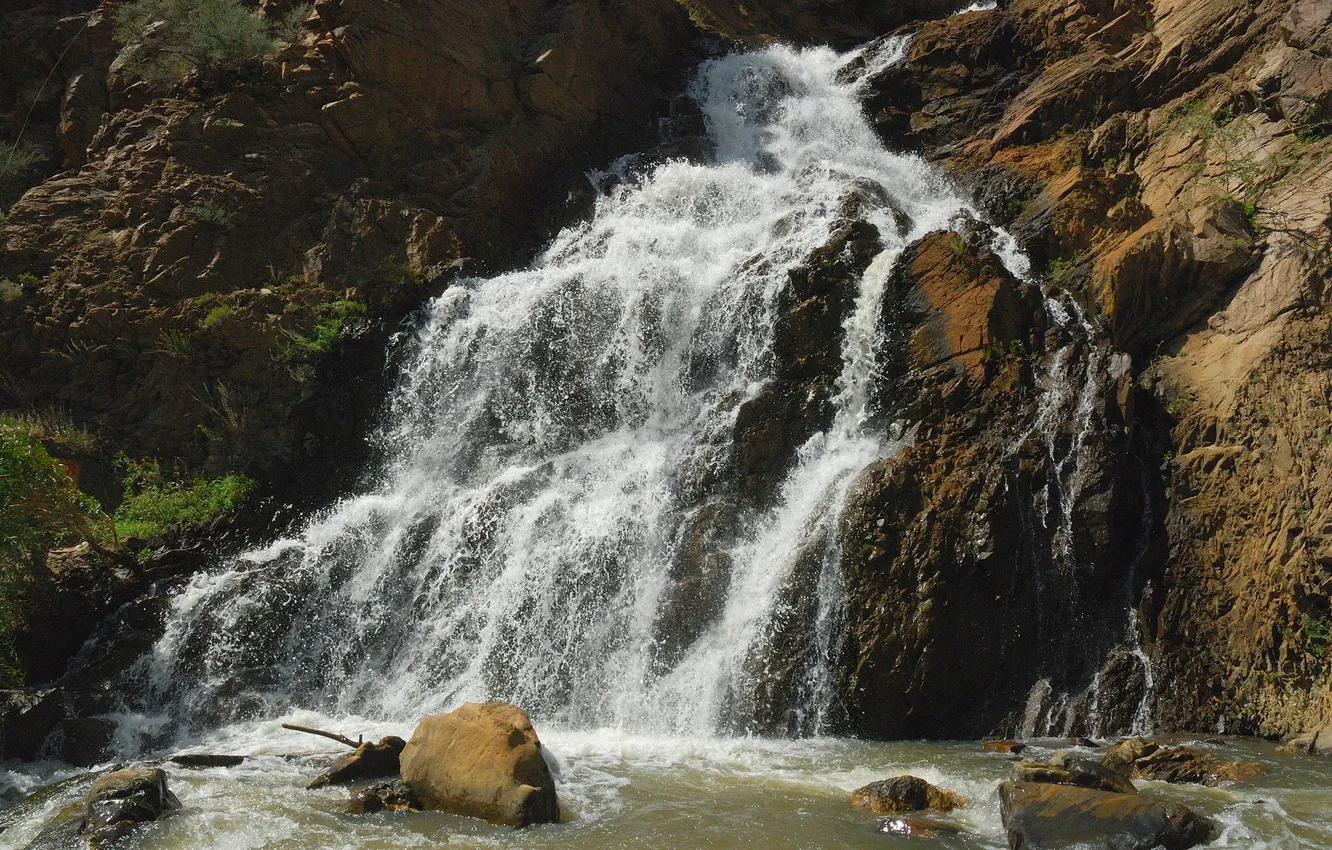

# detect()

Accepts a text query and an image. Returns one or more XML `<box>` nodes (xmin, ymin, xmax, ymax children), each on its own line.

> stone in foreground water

<box><xmin>400</xmin><ymin>702</ymin><xmax>558</xmax><ymax>826</ymax></box>
<box><xmin>998</xmin><ymin>780</ymin><xmax>1212</xmax><ymax>850</ymax></box>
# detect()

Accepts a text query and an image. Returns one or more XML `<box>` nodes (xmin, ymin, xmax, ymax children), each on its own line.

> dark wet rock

<box><xmin>1102</xmin><ymin>738</ymin><xmax>1266</xmax><ymax>786</ymax></box>
<box><xmin>985</xmin><ymin>740</ymin><xmax>1029</xmax><ymax>755</ymax></box>
<box><xmin>169</xmin><ymin>754</ymin><xmax>246</xmax><ymax>768</ymax></box>
<box><xmin>962</xmin><ymin>164</ymin><xmax>1041</xmax><ymax>227</ymax></box>
<box><xmin>732</xmin><ymin>213</ymin><xmax>883</xmax><ymax>507</ymax></box>
<box><xmin>57</xmin><ymin>717</ymin><xmax>115</xmax><ymax>768</ymax></box>
<box><xmin>850</xmin><ymin>775</ymin><xmax>965</xmax><ymax>815</ymax></box>
<box><xmin>998</xmin><ymin>781</ymin><xmax>1214</xmax><ymax>850</ymax></box>
<box><xmin>1012</xmin><ymin>750</ymin><xmax>1137</xmax><ymax>795</ymax></box>
<box><xmin>83</xmin><ymin>767</ymin><xmax>181</xmax><ymax>847</ymax></box>
<box><xmin>345</xmin><ymin>779</ymin><xmax>421</xmax><ymax>815</ymax></box>
<box><xmin>0</xmin><ymin>688</ymin><xmax>113</xmax><ymax>763</ymax></box>
<box><xmin>400</xmin><ymin>702</ymin><xmax>558</xmax><ymax>827</ymax></box>
<box><xmin>309</xmin><ymin>736</ymin><xmax>407</xmax><ymax>788</ymax></box>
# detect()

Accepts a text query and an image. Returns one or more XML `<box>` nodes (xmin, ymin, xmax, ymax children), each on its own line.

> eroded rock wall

<box><xmin>835</xmin><ymin>0</ymin><xmax>1332</xmax><ymax>738</ymax></box>
<box><xmin>0</xmin><ymin>0</ymin><xmax>698</xmax><ymax>503</ymax></box>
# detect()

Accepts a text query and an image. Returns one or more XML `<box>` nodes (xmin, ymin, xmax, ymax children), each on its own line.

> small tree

<box><xmin>114</xmin><ymin>0</ymin><xmax>278</xmax><ymax>83</ymax></box>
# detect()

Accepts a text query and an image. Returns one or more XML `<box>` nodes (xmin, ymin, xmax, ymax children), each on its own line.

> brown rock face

<box><xmin>998</xmin><ymin>781</ymin><xmax>1213</xmax><ymax>850</ymax></box>
<box><xmin>399</xmin><ymin>702</ymin><xmax>558</xmax><ymax>827</ymax></box>
<box><xmin>0</xmin><ymin>0</ymin><xmax>699</xmax><ymax>506</ymax></box>
<box><xmin>850</xmin><ymin>775</ymin><xmax>965</xmax><ymax>815</ymax></box>
<box><xmin>849</xmin><ymin>0</ymin><xmax>1332</xmax><ymax>742</ymax></box>
<box><xmin>892</xmin><ymin>228</ymin><xmax>1045</xmax><ymax>372</ymax></box>
<box><xmin>672</xmin><ymin>0</ymin><xmax>964</xmax><ymax>48</ymax></box>
<box><xmin>1092</xmin><ymin>199</ymin><xmax>1260</xmax><ymax>354</ymax></box>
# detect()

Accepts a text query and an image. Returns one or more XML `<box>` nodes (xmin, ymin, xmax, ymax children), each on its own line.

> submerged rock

<box><xmin>308</xmin><ymin>737</ymin><xmax>406</xmax><ymax>789</ymax></box>
<box><xmin>850</xmin><ymin>775</ymin><xmax>965</xmax><ymax>815</ymax></box>
<box><xmin>998</xmin><ymin>781</ymin><xmax>1213</xmax><ymax>850</ymax></box>
<box><xmin>169</xmin><ymin>754</ymin><xmax>246</xmax><ymax>768</ymax></box>
<box><xmin>984</xmin><ymin>739</ymin><xmax>1028</xmax><ymax>755</ymax></box>
<box><xmin>345</xmin><ymin>779</ymin><xmax>421</xmax><ymax>815</ymax></box>
<box><xmin>878</xmin><ymin>815</ymin><xmax>962</xmax><ymax>839</ymax></box>
<box><xmin>399</xmin><ymin>702</ymin><xmax>558</xmax><ymax>826</ymax></box>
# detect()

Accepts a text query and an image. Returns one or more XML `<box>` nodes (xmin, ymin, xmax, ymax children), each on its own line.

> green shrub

<box><xmin>201</xmin><ymin>303</ymin><xmax>234</xmax><ymax>329</ymax></box>
<box><xmin>113</xmin><ymin>457</ymin><xmax>254</xmax><ymax>540</ymax></box>
<box><xmin>114</xmin><ymin>0</ymin><xmax>278</xmax><ymax>82</ymax></box>
<box><xmin>282</xmin><ymin>298</ymin><xmax>366</xmax><ymax>357</ymax></box>
<box><xmin>1303</xmin><ymin>614</ymin><xmax>1332</xmax><ymax>660</ymax></box>
<box><xmin>0</xmin><ymin>141</ymin><xmax>44</xmax><ymax>179</ymax></box>
<box><xmin>1048</xmin><ymin>255</ymin><xmax>1078</xmax><ymax>284</ymax></box>
<box><xmin>0</xmin><ymin>426</ymin><xmax>109</xmax><ymax>559</ymax></box>
<box><xmin>191</xmin><ymin>199</ymin><xmax>236</xmax><ymax>229</ymax></box>
<box><xmin>158</xmin><ymin>327</ymin><xmax>193</xmax><ymax>355</ymax></box>
<box><xmin>0</xmin><ymin>279</ymin><xmax>21</xmax><ymax>303</ymax></box>
<box><xmin>275</xmin><ymin>2</ymin><xmax>313</xmax><ymax>44</ymax></box>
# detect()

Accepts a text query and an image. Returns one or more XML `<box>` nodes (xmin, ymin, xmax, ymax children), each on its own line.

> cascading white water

<box><xmin>126</xmin><ymin>38</ymin><xmax>1028</xmax><ymax>746</ymax></box>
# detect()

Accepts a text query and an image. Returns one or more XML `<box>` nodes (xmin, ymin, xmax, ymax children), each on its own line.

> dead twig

<box><xmin>281</xmin><ymin>723</ymin><xmax>363</xmax><ymax>749</ymax></box>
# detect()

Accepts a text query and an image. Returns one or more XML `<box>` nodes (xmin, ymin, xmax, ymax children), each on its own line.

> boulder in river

<box><xmin>1012</xmin><ymin>750</ymin><xmax>1137</xmax><ymax>795</ymax></box>
<box><xmin>1281</xmin><ymin>727</ymin><xmax>1332</xmax><ymax>755</ymax></box>
<box><xmin>83</xmin><ymin>767</ymin><xmax>181</xmax><ymax>847</ymax></box>
<box><xmin>850</xmin><ymin>775</ymin><xmax>964</xmax><ymax>815</ymax></box>
<box><xmin>1101</xmin><ymin>738</ymin><xmax>1266</xmax><ymax>786</ymax></box>
<box><xmin>998</xmin><ymin>781</ymin><xmax>1213</xmax><ymax>850</ymax></box>
<box><xmin>984</xmin><ymin>740</ymin><xmax>1028</xmax><ymax>755</ymax></box>
<box><xmin>399</xmin><ymin>702</ymin><xmax>558</xmax><ymax>826</ymax></box>
<box><xmin>309</xmin><ymin>736</ymin><xmax>407</xmax><ymax>788</ymax></box>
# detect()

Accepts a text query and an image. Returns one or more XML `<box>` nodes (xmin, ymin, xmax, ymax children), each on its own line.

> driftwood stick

<box><xmin>281</xmin><ymin>722</ymin><xmax>363</xmax><ymax>749</ymax></box>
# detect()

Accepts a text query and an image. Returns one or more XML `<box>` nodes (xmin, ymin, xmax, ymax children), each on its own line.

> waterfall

<box><xmin>123</xmin><ymin>38</ymin><xmax>1027</xmax><ymax>746</ymax></box>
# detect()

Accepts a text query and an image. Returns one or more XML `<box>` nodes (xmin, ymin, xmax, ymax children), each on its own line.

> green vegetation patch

<box><xmin>282</xmin><ymin>298</ymin><xmax>366</xmax><ymax>358</ymax></box>
<box><xmin>0</xmin><ymin>140</ymin><xmax>44</xmax><ymax>179</ymax></box>
<box><xmin>200</xmin><ymin>303</ymin><xmax>235</xmax><ymax>329</ymax></box>
<box><xmin>115</xmin><ymin>0</ymin><xmax>279</xmax><ymax>82</ymax></box>
<box><xmin>113</xmin><ymin>457</ymin><xmax>254</xmax><ymax>540</ymax></box>
<box><xmin>0</xmin><ymin>425</ymin><xmax>109</xmax><ymax>559</ymax></box>
<box><xmin>1303</xmin><ymin>613</ymin><xmax>1332</xmax><ymax>660</ymax></box>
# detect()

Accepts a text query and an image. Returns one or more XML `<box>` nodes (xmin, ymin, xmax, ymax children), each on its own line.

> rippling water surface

<box><xmin>3</xmin><ymin>722</ymin><xmax>1331</xmax><ymax>849</ymax></box>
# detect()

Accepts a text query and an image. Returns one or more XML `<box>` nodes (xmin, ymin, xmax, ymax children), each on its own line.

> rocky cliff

<box><xmin>2</xmin><ymin>0</ymin><xmax>1330</xmax><ymax>745</ymax></box>
<box><xmin>827</xmin><ymin>0</ymin><xmax>1332</xmax><ymax>739</ymax></box>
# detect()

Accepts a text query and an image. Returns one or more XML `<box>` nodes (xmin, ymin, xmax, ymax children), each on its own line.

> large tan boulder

<box><xmin>399</xmin><ymin>702</ymin><xmax>558</xmax><ymax>827</ymax></box>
